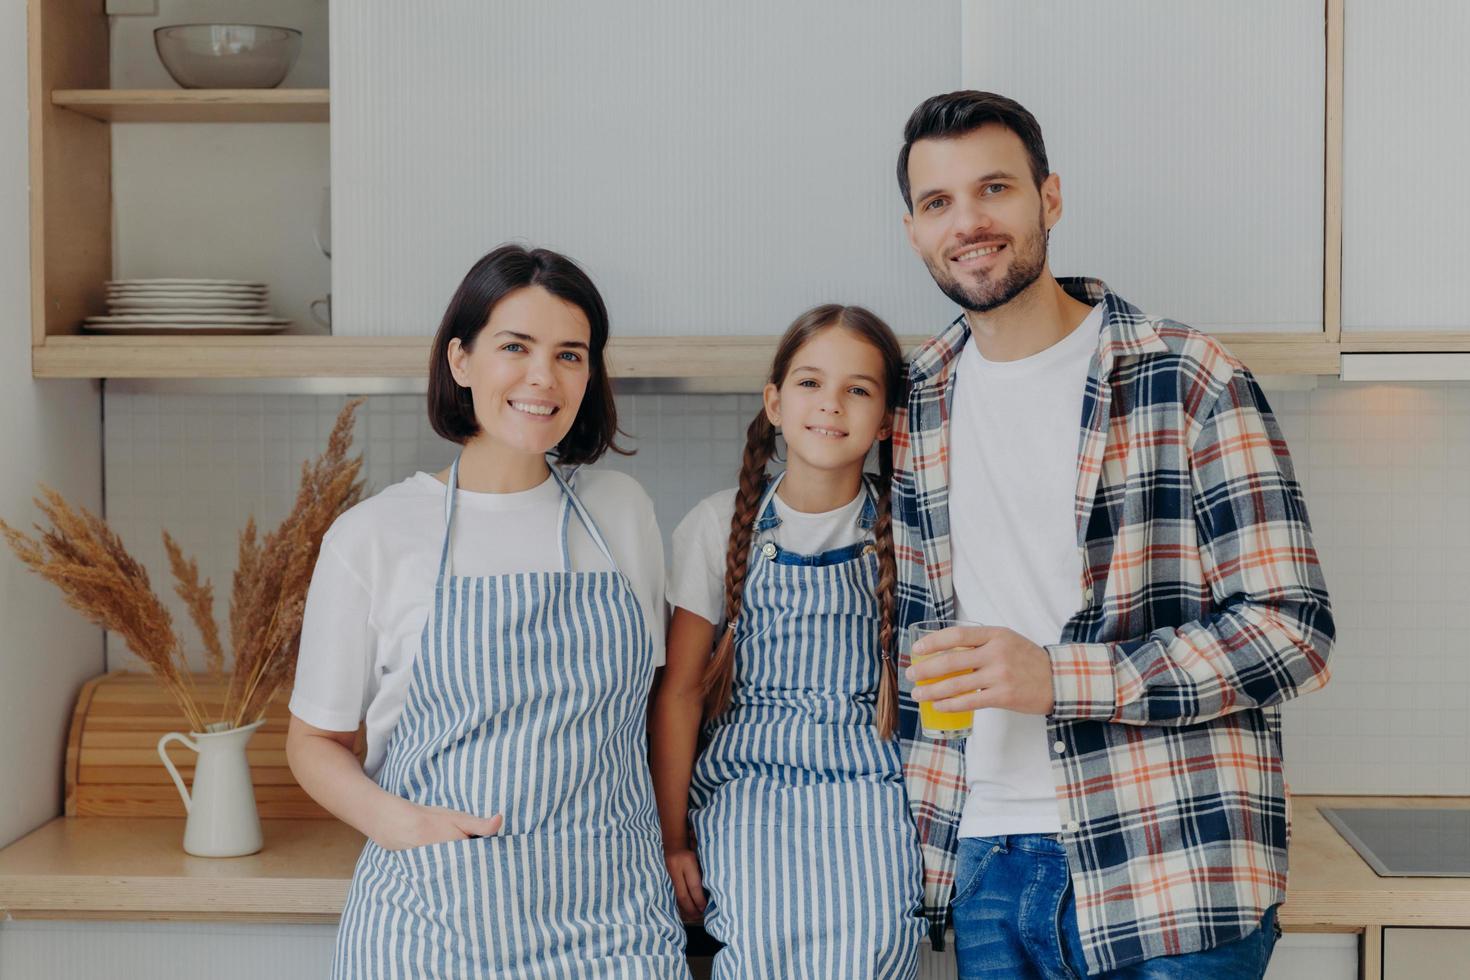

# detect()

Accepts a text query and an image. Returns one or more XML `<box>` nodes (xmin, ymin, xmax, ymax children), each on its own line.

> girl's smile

<box><xmin>765</xmin><ymin>326</ymin><xmax>893</xmax><ymax>486</ymax></box>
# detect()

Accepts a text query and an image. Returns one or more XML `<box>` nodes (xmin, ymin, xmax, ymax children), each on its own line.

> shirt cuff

<box><xmin>1046</xmin><ymin>641</ymin><xmax>1118</xmax><ymax>721</ymax></box>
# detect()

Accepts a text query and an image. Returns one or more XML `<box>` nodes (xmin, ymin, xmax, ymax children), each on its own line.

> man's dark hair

<box><xmin>897</xmin><ymin>91</ymin><xmax>1050</xmax><ymax>212</ymax></box>
<box><xmin>427</xmin><ymin>243</ymin><xmax>627</xmax><ymax>464</ymax></box>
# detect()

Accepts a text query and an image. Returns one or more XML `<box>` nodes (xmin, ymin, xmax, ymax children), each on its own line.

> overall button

<box><xmin>761</xmin><ymin>542</ymin><xmax>778</xmax><ymax>560</ymax></box>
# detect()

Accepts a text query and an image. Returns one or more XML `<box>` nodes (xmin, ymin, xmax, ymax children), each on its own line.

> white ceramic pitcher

<box><xmin>157</xmin><ymin>718</ymin><xmax>266</xmax><ymax>857</ymax></box>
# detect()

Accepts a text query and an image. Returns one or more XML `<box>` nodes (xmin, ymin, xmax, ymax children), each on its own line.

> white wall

<box><xmin>0</xmin><ymin>3</ymin><xmax>106</xmax><ymax>847</ymax></box>
<box><xmin>102</xmin><ymin>376</ymin><xmax>1470</xmax><ymax>797</ymax></box>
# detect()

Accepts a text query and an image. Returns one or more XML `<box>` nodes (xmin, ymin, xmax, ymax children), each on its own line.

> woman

<box><xmin>286</xmin><ymin>244</ymin><xmax>689</xmax><ymax>978</ymax></box>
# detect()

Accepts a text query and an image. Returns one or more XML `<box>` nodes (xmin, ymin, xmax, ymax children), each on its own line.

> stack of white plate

<box><xmin>85</xmin><ymin>279</ymin><xmax>291</xmax><ymax>334</ymax></box>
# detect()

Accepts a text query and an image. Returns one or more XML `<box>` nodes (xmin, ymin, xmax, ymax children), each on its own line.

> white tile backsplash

<box><xmin>102</xmin><ymin>380</ymin><xmax>1470</xmax><ymax>795</ymax></box>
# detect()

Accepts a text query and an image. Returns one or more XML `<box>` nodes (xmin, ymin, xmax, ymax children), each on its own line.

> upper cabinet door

<box><xmin>1342</xmin><ymin>0</ymin><xmax>1469</xmax><ymax>333</ymax></box>
<box><xmin>963</xmin><ymin>2</ymin><xmax>1326</xmax><ymax>335</ymax></box>
<box><xmin>330</xmin><ymin>2</ymin><xmax>963</xmax><ymax>338</ymax></box>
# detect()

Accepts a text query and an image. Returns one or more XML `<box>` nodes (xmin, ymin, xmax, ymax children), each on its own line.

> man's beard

<box><xmin>926</xmin><ymin>215</ymin><xmax>1047</xmax><ymax>313</ymax></box>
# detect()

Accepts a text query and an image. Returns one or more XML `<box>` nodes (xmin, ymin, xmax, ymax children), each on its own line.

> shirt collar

<box><xmin>907</xmin><ymin>277</ymin><xmax>1167</xmax><ymax>388</ymax></box>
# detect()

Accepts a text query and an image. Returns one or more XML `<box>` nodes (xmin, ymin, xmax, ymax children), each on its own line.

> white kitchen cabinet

<box><xmin>1341</xmin><ymin>0</ymin><xmax>1470</xmax><ymax>333</ymax></box>
<box><xmin>1265</xmin><ymin>932</ymin><xmax>1359</xmax><ymax>979</ymax></box>
<box><xmin>0</xmin><ymin>921</ymin><xmax>337</xmax><ymax>980</ymax></box>
<box><xmin>962</xmin><ymin>2</ymin><xmax>1326</xmax><ymax>336</ymax></box>
<box><xmin>0</xmin><ymin>922</ymin><xmax>951</xmax><ymax>979</ymax></box>
<box><xmin>0</xmin><ymin>922</ymin><xmax>1350</xmax><ymax>979</ymax></box>
<box><xmin>331</xmin><ymin>1</ymin><xmax>962</xmax><ymax>339</ymax></box>
<box><xmin>908</xmin><ymin>931</ymin><xmax>1355</xmax><ymax>978</ymax></box>
<box><xmin>1382</xmin><ymin>927</ymin><xmax>1470</xmax><ymax>977</ymax></box>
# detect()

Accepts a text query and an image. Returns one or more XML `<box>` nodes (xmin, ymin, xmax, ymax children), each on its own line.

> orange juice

<box><xmin>911</xmin><ymin>619</ymin><xmax>980</xmax><ymax>739</ymax></box>
<box><xmin>913</xmin><ymin>659</ymin><xmax>974</xmax><ymax>738</ymax></box>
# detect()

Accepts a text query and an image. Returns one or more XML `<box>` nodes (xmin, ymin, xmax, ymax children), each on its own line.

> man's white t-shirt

<box><xmin>289</xmin><ymin>467</ymin><xmax>666</xmax><ymax>778</ymax></box>
<box><xmin>949</xmin><ymin>303</ymin><xmax>1102</xmax><ymax>838</ymax></box>
<box><xmin>669</xmin><ymin>484</ymin><xmax>869</xmax><ymax>629</ymax></box>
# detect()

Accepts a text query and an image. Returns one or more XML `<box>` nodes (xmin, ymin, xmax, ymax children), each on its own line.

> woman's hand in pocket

<box><xmin>374</xmin><ymin>800</ymin><xmax>504</xmax><ymax>851</ymax></box>
<box><xmin>663</xmin><ymin>847</ymin><xmax>707</xmax><ymax>921</ymax></box>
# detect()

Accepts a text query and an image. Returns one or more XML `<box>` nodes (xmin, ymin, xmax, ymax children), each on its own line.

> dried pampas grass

<box><xmin>0</xmin><ymin>398</ymin><xmax>365</xmax><ymax>731</ymax></box>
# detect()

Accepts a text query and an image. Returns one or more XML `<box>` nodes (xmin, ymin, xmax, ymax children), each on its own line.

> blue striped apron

<box><xmin>689</xmin><ymin>473</ymin><xmax>927</xmax><ymax>979</ymax></box>
<box><xmin>333</xmin><ymin>458</ymin><xmax>689</xmax><ymax>979</ymax></box>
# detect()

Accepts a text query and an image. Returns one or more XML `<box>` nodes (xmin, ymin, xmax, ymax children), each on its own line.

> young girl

<box><xmin>287</xmin><ymin>244</ymin><xmax>689</xmax><ymax>978</ymax></box>
<box><xmin>651</xmin><ymin>305</ymin><xmax>928</xmax><ymax>978</ymax></box>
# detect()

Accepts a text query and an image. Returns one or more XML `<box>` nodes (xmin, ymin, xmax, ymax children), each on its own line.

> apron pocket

<box><xmin>386</xmin><ymin>834</ymin><xmax>485</xmax><ymax>877</ymax></box>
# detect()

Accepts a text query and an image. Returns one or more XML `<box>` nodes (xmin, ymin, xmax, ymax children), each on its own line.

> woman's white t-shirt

<box><xmin>289</xmin><ymin>467</ymin><xmax>666</xmax><ymax>778</ymax></box>
<box><xmin>668</xmin><ymin>483</ymin><xmax>870</xmax><ymax>630</ymax></box>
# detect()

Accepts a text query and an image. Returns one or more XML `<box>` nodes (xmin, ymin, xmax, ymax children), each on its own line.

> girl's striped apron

<box><xmin>689</xmin><ymin>473</ymin><xmax>927</xmax><ymax>979</ymax></box>
<box><xmin>333</xmin><ymin>458</ymin><xmax>689</xmax><ymax>979</ymax></box>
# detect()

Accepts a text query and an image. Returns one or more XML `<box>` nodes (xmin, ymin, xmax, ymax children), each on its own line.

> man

<box><xmin>892</xmin><ymin>90</ymin><xmax>1334</xmax><ymax>978</ymax></box>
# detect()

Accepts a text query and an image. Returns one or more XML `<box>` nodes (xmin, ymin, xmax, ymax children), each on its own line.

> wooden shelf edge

<box><xmin>1339</xmin><ymin>332</ymin><xmax>1470</xmax><ymax>353</ymax></box>
<box><xmin>33</xmin><ymin>335</ymin><xmax>426</xmax><ymax>379</ymax></box>
<box><xmin>33</xmin><ymin>332</ymin><xmax>1442</xmax><ymax>380</ymax></box>
<box><xmin>31</xmin><ymin>334</ymin><xmax>800</xmax><ymax>380</ymax></box>
<box><xmin>52</xmin><ymin>89</ymin><xmax>329</xmax><ymax>123</ymax></box>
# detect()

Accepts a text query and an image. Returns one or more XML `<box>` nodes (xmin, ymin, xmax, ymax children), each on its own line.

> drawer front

<box><xmin>1383</xmin><ymin>928</ymin><xmax>1470</xmax><ymax>977</ymax></box>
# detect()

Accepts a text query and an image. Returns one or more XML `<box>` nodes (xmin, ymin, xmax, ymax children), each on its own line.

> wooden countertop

<box><xmin>2</xmin><ymin>796</ymin><xmax>1468</xmax><ymax>928</ymax></box>
<box><xmin>0</xmin><ymin>818</ymin><xmax>362</xmax><ymax>923</ymax></box>
<box><xmin>1279</xmin><ymin>795</ymin><xmax>1470</xmax><ymax>929</ymax></box>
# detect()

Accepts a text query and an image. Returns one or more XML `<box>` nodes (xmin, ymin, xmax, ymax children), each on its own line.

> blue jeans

<box><xmin>951</xmin><ymin>834</ymin><xmax>1280</xmax><ymax>979</ymax></box>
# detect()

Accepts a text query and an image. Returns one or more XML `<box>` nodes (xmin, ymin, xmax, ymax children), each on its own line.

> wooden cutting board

<box><xmin>65</xmin><ymin>671</ymin><xmax>350</xmax><ymax>819</ymax></box>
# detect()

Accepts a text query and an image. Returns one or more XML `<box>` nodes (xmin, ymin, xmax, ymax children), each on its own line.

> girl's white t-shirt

<box><xmin>668</xmin><ymin>484</ymin><xmax>870</xmax><ymax>630</ymax></box>
<box><xmin>289</xmin><ymin>467</ymin><xmax>666</xmax><ymax>778</ymax></box>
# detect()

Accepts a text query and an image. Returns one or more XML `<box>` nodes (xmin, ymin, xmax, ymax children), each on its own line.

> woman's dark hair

<box><xmin>701</xmin><ymin>305</ymin><xmax>907</xmax><ymax>740</ymax></box>
<box><xmin>897</xmin><ymin>90</ymin><xmax>1050</xmax><ymax>211</ymax></box>
<box><xmin>427</xmin><ymin>243</ymin><xmax>627</xmax><ymax>464</ymax></box>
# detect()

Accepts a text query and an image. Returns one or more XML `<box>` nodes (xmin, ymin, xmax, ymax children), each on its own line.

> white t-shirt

<box><xmin>950</xmin><ymin>303</ymin><xmax>1102</xmax><ymax>838</ymax></box>
<box><xmin>669</xmin><ymin>483</ymin><xmax>870</xmax><ymax>628</ymax></box>
<box><xmin>289</xmin><ymin>467</ymin><xmax>666</xmax><ymax>778</ymax></box>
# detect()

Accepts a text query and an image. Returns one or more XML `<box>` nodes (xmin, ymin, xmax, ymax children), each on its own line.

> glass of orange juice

<box><xmin>911</xmin><ymin>619</ymin><xmax>981</xmax><ymax>739</ymax></box>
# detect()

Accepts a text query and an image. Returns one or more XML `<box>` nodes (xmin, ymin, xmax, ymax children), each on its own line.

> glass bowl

<box><xmin>154</xmin><ymin>24</ymin><xmax>303</xmax><ymax>90</ymax></box>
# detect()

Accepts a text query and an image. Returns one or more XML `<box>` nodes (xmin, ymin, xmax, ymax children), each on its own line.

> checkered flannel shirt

<box><xmin>893</xmin><ymin>277</ymin><xmax>1334</xmax><ymax>973</ymax></box>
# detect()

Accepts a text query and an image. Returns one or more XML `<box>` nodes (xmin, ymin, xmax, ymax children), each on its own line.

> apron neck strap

<box><xmin>752</xmin><ymin>469</ymin><xmax>785</xmax><ymax>531</ymax></box>
<box><xmin>437</xmin><ymin>455</ymin><xmax>462</xmax><ymax>581</ymax></box>
<box><xmin>437</xmin><ymin>455</ymin><xmax>620</xmax><ymax>581</ymax></box>
<box><xmin>546</xmin><ymin>464</ymin><xmax>620</xmax><ymax>572</ymax></box>
<box><xmin>859</xmin><ymin>473</ymin><xmax>880</xmax><ymax>521</ymax></box>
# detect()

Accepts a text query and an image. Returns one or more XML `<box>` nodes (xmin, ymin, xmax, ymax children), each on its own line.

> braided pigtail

<box><xmin>701</xmin><ymin>409</ymin><xmax>777</xmax><ymax>718</ymax></box>
<box><xmin>873</xmin><ymin>443</ymin><xmax>901</xmax><ymax>739</ymax></box>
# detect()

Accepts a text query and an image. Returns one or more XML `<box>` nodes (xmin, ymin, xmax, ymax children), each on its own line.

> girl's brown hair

<box><xmin>701</xmin><ymin>305</ymin><xmax>906</xmax><ymax>738</ymax></box>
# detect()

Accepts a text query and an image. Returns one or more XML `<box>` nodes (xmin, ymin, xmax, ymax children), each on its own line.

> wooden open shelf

<box><xmin>25</xmin><ymin>0</ymin><xmax>1470</xmax><ymax>383</ymax></box>
<box><xmin>33</xmin><ymin>334</ymin><xmax>978</xmax><ymax>381</ymax></box>
<box><xmin>52</xmin><ymin>88</ymin><xmax>329</xmax><ymax>123</ymax></box>
<box><xmin>30</xmin><ymin>334</ymin><xmax>811</xmax><ymax>381</ymax></box>
<box><xmin>27</xmin><ymin>332</ymin><xmax>1390</xmax><ymax>380</ymax></box>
